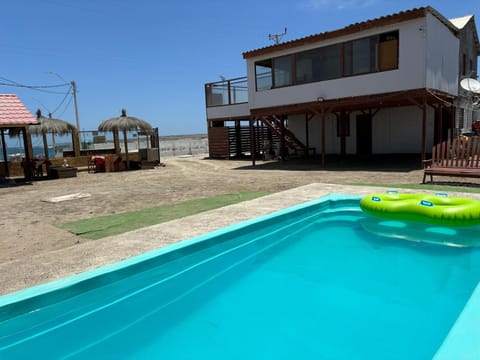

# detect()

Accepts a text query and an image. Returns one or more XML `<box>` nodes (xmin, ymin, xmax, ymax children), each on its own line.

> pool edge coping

<box><xmin>0</xmin><ymin>193</ymin><xmax>360</xmax><ymax>309</ymax></box>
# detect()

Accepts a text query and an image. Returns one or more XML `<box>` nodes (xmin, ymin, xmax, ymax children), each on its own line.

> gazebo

<box><xmin>33</xmin><ymin>110</ymin><xmax>77</xmax><ymax>160</ymax></box>
<box><xmin>98</xmin><ymin>109</ymin><xmax>153</xmax><ymax>169</ymax></box>
<box><xmin>0</xmin><ymin>94</ymin><xmax>38</xmax><ymax>179</ymax></box>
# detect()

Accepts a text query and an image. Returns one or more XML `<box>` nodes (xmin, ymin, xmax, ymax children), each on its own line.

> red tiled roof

<box><xmin>243</xmin><ymin>6</ymin><xmax>457</xmax><ymax>58</ymax></box>
<box><xmin>0</xmin><ymin>94</ymin><xmax>38</xmax><ymax>127</ymax></box>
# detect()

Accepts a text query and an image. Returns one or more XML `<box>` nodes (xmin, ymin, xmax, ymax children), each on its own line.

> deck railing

<box><xmin>205</xmin><ymin>76</ymin><xmax>248</xmax><ymax>107</ymax></box>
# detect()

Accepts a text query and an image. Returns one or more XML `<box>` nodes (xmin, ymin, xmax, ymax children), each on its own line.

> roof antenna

<box><xmin>269</xmin><ymin>27</ymin><xmax>287</xmax><ymax>45</ymax></box>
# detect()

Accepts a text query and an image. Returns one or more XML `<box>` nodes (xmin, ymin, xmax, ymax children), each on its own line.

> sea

<box><xmin>1</xmin><ymin>146</ymin><xmax>57</xmax><ymax>161</ymax></box>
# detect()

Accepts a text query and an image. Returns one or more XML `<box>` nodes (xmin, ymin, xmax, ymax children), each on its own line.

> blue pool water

<box><xmin>1</xmin><ymin>195</ymin><xmax>480</xmax><ymax>359</ymax></box>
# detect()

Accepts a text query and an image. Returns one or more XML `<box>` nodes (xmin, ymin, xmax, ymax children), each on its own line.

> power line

<box><xmin>57</xmin><ymin>95</ymin><xmax>74</xmax><ymax>119</ymax></box>
<box><xmin>0</xmin><ymin>76</ymin><xmax>69</xmax><ymax>88</ymax></box>
<box><xmin>0</xmin><ymin>76</ymin><xmax>76</xmax><ymax>120</ymax></box>
<box><xmin>0</xmin><ymin>76</ymin><xmax>70</xmax><ymax>95</ymax></box>
<box><xmin>0</xmin><ymin>82</ymin><xmax>69</xmax><ymax>95</ymax></box>
<box><xmin>51</xmin><ymin>86</ymin><xmax>72</xmax><ymax>115</ymax></box>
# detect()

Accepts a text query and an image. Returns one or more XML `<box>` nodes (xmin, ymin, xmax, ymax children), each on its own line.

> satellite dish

<box><xmin>460</xmin><ymin>78</ymin><xmax>480</xmax><ymax>94</ymax></box>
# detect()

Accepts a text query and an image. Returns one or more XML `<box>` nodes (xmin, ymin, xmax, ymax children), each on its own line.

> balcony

<box><xmin>205</xmin><ymin>77</ymin><xmax>248</xmax><ymax>107</ymax></box>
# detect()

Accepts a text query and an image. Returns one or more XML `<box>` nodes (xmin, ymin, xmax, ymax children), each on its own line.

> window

<box><xmin>296</xmin><ymin>44</ymin><xmax>340</xmax><ymax>83</ymax></box>
<box><xmin>343</xmin><ymin>31</ymin><xmax>398</xmax><ymax>76</ymax></box>
<box><xmin>317</xmin><ymin>44</ymin><xmax>341</xmax><ymax>80</ymax></box>
<box><xmin>296</xmin><ymin>51</ymin><xmax>315</xmax><ymax>83</ymax></box>
<box><xmin>344</xmin><ymin>36</ymin><xmax>378</xmax><ymax>76</ymax></box>
<box><xmin>255</xmin><ymin>59</ymin><xmax>273</xmax><ymax>91</ymax></box>
<box><xmin>273</xmin><ymin>55</ymin><xmax>293</xmax><ymax>87</ymax></box>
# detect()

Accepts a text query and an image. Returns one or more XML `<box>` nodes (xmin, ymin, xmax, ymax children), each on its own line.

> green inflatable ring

<box><xmin>360</xmin><ymin>192</ymin><xmax>480</xmax><ymax>227</ymax></box>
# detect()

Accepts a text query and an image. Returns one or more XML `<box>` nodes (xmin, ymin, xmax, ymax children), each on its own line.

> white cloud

<box><xmin>301</xmin><ymin>0</ymin><xmax>378</xmax><ymax>10</ymax></box>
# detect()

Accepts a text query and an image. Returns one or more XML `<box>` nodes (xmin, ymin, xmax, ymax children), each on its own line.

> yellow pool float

<box><xmin>360</xmin><ymin>192</ymin><xmax>480</xmax><ymax>227</ymax></box>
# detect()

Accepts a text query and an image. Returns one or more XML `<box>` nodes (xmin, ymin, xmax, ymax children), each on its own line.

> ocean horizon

<box><xmin>1</xmin><ymin>146</ymin><xmax>57</xmax><ymax>160</ymax></box>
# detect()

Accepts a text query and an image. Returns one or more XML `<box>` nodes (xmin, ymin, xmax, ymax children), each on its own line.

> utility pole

<box><xmin>71</xmin><ymin>80</ymin><xmax>80</xmax><ymax>131</ymax></box>
<box><xmin>48</xmin><ymin>72</ymin><xmax>80</xmax><ymax>130</ymax></box>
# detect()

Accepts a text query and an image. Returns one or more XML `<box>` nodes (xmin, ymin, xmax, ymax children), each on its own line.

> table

<box><xmin>49</xmin><ymin>166</ymin><xmax>78</xmax><ymax>179</ymax></box>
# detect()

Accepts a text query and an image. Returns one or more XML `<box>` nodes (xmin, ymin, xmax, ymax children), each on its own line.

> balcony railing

<box><xmin>205</xmin><ymin>76</ymin><xmax>248</xmax><ymax>107</ymax></box>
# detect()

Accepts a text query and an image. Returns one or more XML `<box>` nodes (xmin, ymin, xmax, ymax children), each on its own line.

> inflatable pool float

<box><xmin>359</xmin><ymin>192</ymin><xmax>480</xmax><ymax>227</ymax></box>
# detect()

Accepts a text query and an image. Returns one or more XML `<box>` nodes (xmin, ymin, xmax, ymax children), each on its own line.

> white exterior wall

<box><xmin>288</xmin><ymin>106</ymin><xmax>435</xmax><ymax>154</ymax></box>
<box><xmin>425</xmin><ymin>13</ymin><xmax>459</xmax><ymax>95</ymax></box>
<box><xmin>246</xmin><ymin>18</ymin><xmax>431</xmax><ymax>110</ymax></box>
<box><xmin>288</xmin><ymin>113</ymin><xmax>351</xmax><ymax>154</ymax></box>
<box><xmin>206</xmin><ymin>103</ymin><xmax>250</xmax><ymax>120</ymax></box>
<box><xmin>372</xmin><ymin>107</ymin><xmax>435</xmax><ymax>153</ymax></box>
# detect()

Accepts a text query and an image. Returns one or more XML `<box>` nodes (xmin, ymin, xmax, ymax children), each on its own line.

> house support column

<box><xmin>450</xmin><ymin>104</ymin><xmax>455</xmax><ymax>140</ymax></box>
<box><xmin>305</xmin><ymin>114</ymin><xmax>314</xmax><ymax>158</ymax></box>
<box><xmin>235</xmin><ymin>120</ymin><xmax>242</xmax><ymax>157</ymax></box>
<box><xmin>339</xmin><ymin>110</ymin><xmax>347</xmax><ymax>160</ymax></box>
<box><xmin>249</xmin><ymin>116</ymin><xmax>256</xmax><ymax>166</ymax></box>
<box><xmin>437</xmin><ymin>103</ymin><xmax>443</xmax><ymax>144</ymax></box>
<box><xmin>421</xmin><ymin>98</ymin><xmax>427</xmax><ymax>161</ymax></box>
<box><xmin>321</xmin><ymin>109</ymin><xmax>326</xmax><ymax>166</ymax></box>
<box><xmin>310</xmin><ymin>105</ymin><xmax>328</xmax><ymax>166</ymax></box>
<box><xmin>280</xmin><ymin>116</ymin><xmax>286</xmax><ymax>160</ymax></box>
<box><xmin>407</xmin><ymin>94</ymin><xmax>431</xmax><ymax>163</ymax></box>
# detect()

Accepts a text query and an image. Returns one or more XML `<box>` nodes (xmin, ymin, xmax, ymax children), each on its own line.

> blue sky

<box><xmin>1</xmin><ymin>0</ymin><xmax>479</xmax><ymax>135</ymax></box>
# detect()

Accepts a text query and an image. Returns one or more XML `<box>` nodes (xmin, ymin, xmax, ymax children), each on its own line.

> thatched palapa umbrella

<box><xmin>98</xmin><ymin>109</ymin><xmax>152</xmax><ymax>168</ymax></box>
<box><xmin>10</xmin><ymin>109</ymin><xmax>77</xmax><ymax>161</ymax></box>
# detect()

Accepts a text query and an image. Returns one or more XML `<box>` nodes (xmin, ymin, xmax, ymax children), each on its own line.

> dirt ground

<box><xmin>0</xmin><ymin>154</ymin><xmax>477</xmax><ymax>268</ymax></box>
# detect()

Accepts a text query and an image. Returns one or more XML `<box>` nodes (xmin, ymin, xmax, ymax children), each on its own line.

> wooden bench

<box><xmin>423</xmin><ymin>137</ymin><xmax>480</xmax><ymax>183</ymax></box>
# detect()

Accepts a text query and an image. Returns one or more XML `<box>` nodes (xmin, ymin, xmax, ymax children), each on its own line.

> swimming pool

<box><xmin>0</xmin><ymin>194</ymin><xmax>479</xmax><ymax>359</ymax></box>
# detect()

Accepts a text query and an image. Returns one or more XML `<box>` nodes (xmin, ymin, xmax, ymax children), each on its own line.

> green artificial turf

<box><xmin>59</xmin><ymin>182</ymin><xmax>480</xmax><ymax>240</ymax></box>
<box><xmin>58</xmin><ymin>191</ymin><xmax>269</xmax><ymax>240</ymax></box>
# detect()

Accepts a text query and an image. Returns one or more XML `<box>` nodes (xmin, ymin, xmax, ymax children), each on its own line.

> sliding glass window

<box><xmin>296</xmin><ymin>45</ymin><xmax>341</xmax><ymax>83</ymax></box>
<box><xmin>273</xmin><ymin>55</ymin><xmax>293</xmax><ymax>87</ymax></box>
<box><xmin>320</xmin><ymin>44</ymin><xmax>341</xmax><ymax>80</ymax></box>
<box><xmin>344</xmin><ymin>36</ymin><xmax>378</xmax><ymax>76</ymax></box>
<box><xmin>255</xmin><ymin>59</ymin><xmax>273</xmax><ymax>91</ymax></box>
<box><xmin>255</xmin><ymin>30</ymin><xmax>398</xmax><ymax>91</ymax></box>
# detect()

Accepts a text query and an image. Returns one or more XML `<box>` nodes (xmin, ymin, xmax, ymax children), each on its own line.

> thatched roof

<box><xmin>9</xmin><ymin>110</ymin><xmax>76</xmax><ymax>137</ymax></box>
<box><xmin>98</xmin><ymin>109</ymin><xmax>152</xmax><ymax>132</ymax></box>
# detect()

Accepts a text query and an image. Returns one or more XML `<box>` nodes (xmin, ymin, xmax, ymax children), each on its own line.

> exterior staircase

<box><xmin>259</xmin><ymin>116</ymin><xmax>307</xmax><ymax>157</ymax></box>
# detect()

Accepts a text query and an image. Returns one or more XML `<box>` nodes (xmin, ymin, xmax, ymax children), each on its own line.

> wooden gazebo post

<box><xmin>113</xmin><ymin>129</ymin><xmax>121</xmax><ymax>155</ymax></box>
<box><xmin>1</xmin><ymin>129</ymin><xmax>9</xmax><ymax>177</ymax></box>
<box><xmin>22</xmin><ymin>127</ymin><xmax>33</xmax><ymax>180</ymax></box>
<box><xmin>72</xmin><ymin>129</ymin><xmax>81</xmax><ymax>157</ymax></box>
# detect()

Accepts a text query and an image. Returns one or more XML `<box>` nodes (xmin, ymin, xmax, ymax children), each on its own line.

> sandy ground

<box><xmin>1</xmin><ymin>154</ymin><xmax>480</xmax><ymax>295</ymax></box>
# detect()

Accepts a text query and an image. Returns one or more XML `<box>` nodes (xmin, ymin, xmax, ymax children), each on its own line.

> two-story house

<box><xmin>205</xmin><ymin>6</ymin><xmax>479</xmax><ymax>165</ymax></box>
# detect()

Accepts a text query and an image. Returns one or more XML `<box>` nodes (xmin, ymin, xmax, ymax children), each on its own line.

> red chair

<box><xmin>95</xmin><ymin>156</ymin><xmax>106</xmax><ymax>172</ymax></box>
<box><xmin>88</xmin><ymin>156</ymin><xmax>106</xmax><ymax>173</ymax></box>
